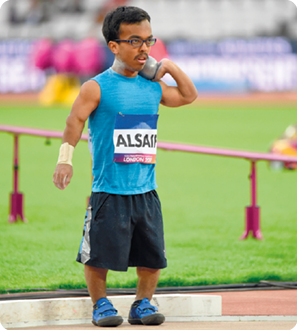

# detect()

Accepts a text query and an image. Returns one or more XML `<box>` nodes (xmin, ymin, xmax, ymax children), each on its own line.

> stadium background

<box><xmin>1</xmin><ymin>0</ymin><xmax>297</xmax><ymax>95</ymax></box>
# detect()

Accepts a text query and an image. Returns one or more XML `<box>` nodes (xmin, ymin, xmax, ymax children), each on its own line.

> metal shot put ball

<box><xmin>139</xmin><ymin>56</ymin><xmax>160</xmax><ymax>80</ymax></box>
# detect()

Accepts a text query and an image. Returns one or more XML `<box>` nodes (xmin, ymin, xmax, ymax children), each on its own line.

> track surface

<box><xmin>1</xmin><ymin>92</ymin><xmax>297</xmax><ymax>104</ymax></box>
<box><xmin>196</xmin><ymin>290</ymin><xmax>297</xmax><ymax>315</ymax></box>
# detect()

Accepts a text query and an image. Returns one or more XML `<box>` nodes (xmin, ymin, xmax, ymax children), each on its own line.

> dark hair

<box><xmin>102</xmin><ymin>6</ymin><xmax>151</xmax><ymax>44</ymax></box>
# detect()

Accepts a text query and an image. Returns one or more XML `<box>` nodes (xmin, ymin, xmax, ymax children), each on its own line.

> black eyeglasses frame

<box><xmin>114</xmin><ymin>38</ymin><xmax>157</xmax><ymax>47</ymax></box>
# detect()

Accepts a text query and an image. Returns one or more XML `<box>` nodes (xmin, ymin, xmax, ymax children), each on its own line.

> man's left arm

<box><xmin>154</xmin><ymin>59</ymin><xmax>198</xmax><ymax>107</ymax></box>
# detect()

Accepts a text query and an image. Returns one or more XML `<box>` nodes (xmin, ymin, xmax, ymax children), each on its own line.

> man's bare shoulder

<box><xmin>71</xmin><ymin>79</ymin><xmax>101</xmax><ymax>116</ymax></box>
<box><xmin>79</xmin><ymin>80</ymin><xmax>101</xmax><ymax>101</ymax></box>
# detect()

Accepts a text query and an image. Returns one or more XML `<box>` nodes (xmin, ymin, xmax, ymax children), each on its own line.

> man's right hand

<box><xmin>53</xmin><ymin>164</ymin><xmax>73</xmax><ymax>190</ymax></box>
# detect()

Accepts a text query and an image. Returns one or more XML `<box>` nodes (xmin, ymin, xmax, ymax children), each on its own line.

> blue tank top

<box><xmin>89</xmin><ymin>68</ymin><xmax>162</xmax><ymax>195</ymax></box>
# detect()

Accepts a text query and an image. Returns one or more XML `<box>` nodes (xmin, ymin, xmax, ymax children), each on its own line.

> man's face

<box><xmin>111</xmin><ymin>19</ymin><xmax>153</xmax><ymax>77</ymax></box>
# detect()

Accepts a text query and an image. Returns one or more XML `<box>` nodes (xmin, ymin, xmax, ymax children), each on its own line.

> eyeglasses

<box><xmin>114</xmin><ymin>38</ymin><xmax>157</xmax><ymax>47</ymax></box>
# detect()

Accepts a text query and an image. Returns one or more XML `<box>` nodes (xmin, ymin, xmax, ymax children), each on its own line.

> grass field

<box><xmin>0</xmin><ymin>98</ymin><xmax>297</xmax><ymax>293</ymax></box>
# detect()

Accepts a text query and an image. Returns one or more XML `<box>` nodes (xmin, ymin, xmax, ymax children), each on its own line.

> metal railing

<box><xmin>2</xmin><ymin>124</ymin><xmax>297</xmax><ymax>240</ymax></box>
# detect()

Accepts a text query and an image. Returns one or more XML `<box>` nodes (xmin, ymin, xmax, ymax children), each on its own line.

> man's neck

<box><xmin>111</xmin><ymin>58</ymin><xmax>138</xmax><ymax>77</ymax></box>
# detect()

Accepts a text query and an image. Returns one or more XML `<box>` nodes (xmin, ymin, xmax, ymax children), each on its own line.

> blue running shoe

<box><xmin>92</xmin><ymin>297</ymin><xmax>123</xmax><ymax>327</ymax></box>
<box><xmin>128</xmin><ymin>298</ymin><xmax>165</xmax><ymax>325</ymax></box>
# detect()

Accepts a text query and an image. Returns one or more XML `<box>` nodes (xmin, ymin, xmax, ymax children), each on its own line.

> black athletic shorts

<box><xmin>76</xmin><ymin>190</ymin><xmax>167</xmax><ymax>271</ymax></box>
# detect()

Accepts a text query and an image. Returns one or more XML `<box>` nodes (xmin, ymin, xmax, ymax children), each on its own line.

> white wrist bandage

<box><xmin>57</xmin><ymin>142</ymin><xmax>74</xmax><ymax>166</ymax></box>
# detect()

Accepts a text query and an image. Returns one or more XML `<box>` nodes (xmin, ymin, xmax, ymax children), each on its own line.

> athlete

<box><xmin>53</xmin><ymin>5</ymin><xmax>197</xmax><ymax>328</ymax></box>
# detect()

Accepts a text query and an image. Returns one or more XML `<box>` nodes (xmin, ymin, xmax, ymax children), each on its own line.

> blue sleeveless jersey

<box><xmin>89</xmin><ymin>68</ymin><xmax>162</xmax><ymax>195</ymax></box>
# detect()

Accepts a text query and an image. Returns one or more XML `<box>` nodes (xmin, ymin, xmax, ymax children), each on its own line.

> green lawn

<box><xmin>0</xmin><ymin>100</ymin><xmax>297</xmax><ymax>293</ymax></box>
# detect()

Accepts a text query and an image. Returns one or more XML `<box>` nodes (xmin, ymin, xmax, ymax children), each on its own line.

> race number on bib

<box><xmin>113</xmin><ymin>114</ymin><xmax>158</xmax><ymax>164</ymax></box>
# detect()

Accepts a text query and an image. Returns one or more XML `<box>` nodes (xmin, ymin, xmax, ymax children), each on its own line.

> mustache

<box><xmin>134</xmin><ymin>53</ymin><xmax>148</xmax><ymax>60</ymax></box>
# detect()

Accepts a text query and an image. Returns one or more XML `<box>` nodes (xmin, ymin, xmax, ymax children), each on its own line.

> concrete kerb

<box><xmin>2</xmin><ymin>293</ymin><xmax>297</xmax><ymax>329</ymax></box>
<box><xmin>0</xmin><ymin>294</ymin><xmax>222</xmax><ymax>329</ymax></box>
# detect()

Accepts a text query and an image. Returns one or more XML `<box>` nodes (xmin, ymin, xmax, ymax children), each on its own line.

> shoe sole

<box><xmin>128</xmin><ymin>313</ymin><xmax>165</xmax><ymax>326</ymax></box>
<box><xmin>92</xmin><ymin>315</ymin><xmax>123</xmax><ymax>327</ymax></box>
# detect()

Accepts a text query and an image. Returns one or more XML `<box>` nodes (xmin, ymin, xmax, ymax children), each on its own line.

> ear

<box><xmin>108</xmin><ymin>41</ymin><xmax>119</xmax><ymax>55</ymax></box>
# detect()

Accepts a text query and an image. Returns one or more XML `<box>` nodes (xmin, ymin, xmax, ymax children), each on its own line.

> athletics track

<box><xmin>0</xmin><ymin>91</ymin><xmax>297</xmax><ymax>103</ymax></box>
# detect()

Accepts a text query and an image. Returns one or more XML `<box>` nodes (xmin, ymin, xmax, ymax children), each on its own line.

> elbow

<box><xmin>191</xmin><ymin>89</ymin><xmax>198</xmax><ymax>103</ymax></box>
<box><xmin>66</xmin><ymin>113</ymin><xmax>85</xmax><ymax>129</ymax></box>
<box><xmin>184</xmin><ymin>89</ymin><xmax>198</xmax><ymax>105</ymax></box>
<box><xmin>192</xmin><ymin>88</ymin><xmax>198</xmax><ymax>102</ymax></box>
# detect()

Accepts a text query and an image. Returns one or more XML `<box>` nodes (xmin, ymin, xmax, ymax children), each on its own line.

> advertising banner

<box><xmin>0</xmin><ymin>40</ymin><xmax>46</xmax><ymax>93</ymax></box>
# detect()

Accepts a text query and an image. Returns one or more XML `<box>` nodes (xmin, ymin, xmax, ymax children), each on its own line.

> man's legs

<box><xmin>136</xmin><ymin>267</ymin><xmax>160</xmax><ymax>300</ymax></box>
<box><xmin>85</xmin><ymin>265</ymin><xmax>163</xmax><ymax>326</ymax></box>
<box><xmin>84</xmin><ymin>265</ymin><xmax>108</xmax><ymax>304</ymax></box>
<box><xmin>85</xmin><ymin>265</ymin><xmax>123</xmax><ymax>327</ymax></box>
<box><xmin>128</xmin><ymin>267</ymin><xmax>164</xmax><ymax>325</ymax></box>
<box><xmin>85</xmin><ymin>265</ymin><xmax>161</xmax><ymax>302</ymax></box>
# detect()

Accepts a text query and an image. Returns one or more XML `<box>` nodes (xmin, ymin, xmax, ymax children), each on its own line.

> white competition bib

<box><xmin>113</xmin><ymin>114</ymin><xmax>159</xmax><ymax>164</ymax></box>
